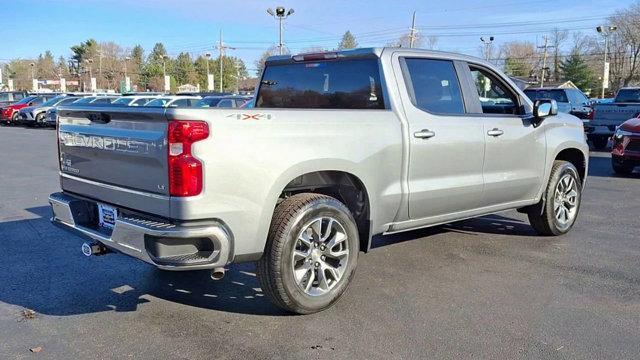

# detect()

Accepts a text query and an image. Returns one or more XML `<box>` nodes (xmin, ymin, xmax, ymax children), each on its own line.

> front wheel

<box><xmin>528</xmin><ymin>161</ymin><xmax>582</xmax><ymax>236</ymax></box>
<box><xmin>612</xmin><ymin>158</ymin><xmax>634</xmax><ymax>175</ymax></box>
<box><xmin>256</xmin><ymin>193</ymin><xmax>359</xmax><ymax>314</ymax></box>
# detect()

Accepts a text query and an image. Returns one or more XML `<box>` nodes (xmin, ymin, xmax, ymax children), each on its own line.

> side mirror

<box><xmin>532</xmin><ymin>99</ymin><xmax>558</xmax><ymax>126</ymax></box>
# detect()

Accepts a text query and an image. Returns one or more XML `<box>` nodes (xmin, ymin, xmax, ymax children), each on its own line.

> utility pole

<box><xmin>216</xmin><ymin>29</ymin><xmax>236</xmax><ymax>93</ymax></box>
<box><xmin>409</xmin><ymin>11</ymin><xmax>417</xmax><ymax>48</ymax></box>
<box><xmin>538</xmin><ymin>35</ymin><xmax>554</xmax><ymax>87</ymax></box>
<box><xmin>480</xmin><ymin>36</ymin><xmax>495</xmax><ymax>61</ymax></box>
<box><xmin>267</xmin><ymin>7</ymin><xmax>295</xmax><ymax>55</ymax></box>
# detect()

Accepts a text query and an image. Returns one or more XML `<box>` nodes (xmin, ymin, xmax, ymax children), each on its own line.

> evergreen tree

<box><xmin>337</xmin><ymin>31</ymin><xmax>358</xmax><ymax>50</ymax></box>
<box><xmin>560</xmin><ymin>52</ymin><xmax>595</xmax><ymax>92</ymax></box>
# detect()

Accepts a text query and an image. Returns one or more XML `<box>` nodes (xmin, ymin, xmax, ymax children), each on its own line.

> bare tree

<box><xmin>499</xmin><ymin>41</ymin><xmax>538</xmax><ymax>78</ymax></box>
<box><xmin>609</xmin><ymin>2</ymin><xmax>640</xmax><ymax>87</ymax></box>
<box><xmin>551</xmin><ymin>28</ymin><xmax>569</xmax><ymax>81</ymax></box>
<box><xmin>387</xmin><ymin>33</ymin><xmax>437</xmax><ymax>49</ymax></box>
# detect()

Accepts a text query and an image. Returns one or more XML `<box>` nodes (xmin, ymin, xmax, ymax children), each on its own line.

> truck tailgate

<box><xmin>593</xmin><ymin>103</ymin><xmax>640</xmax><ymax>126</ymax></box>
<box><xmin>57</xmin><ymin>106</ymin><xmax>169</xmax><ymax>196</ymax></box>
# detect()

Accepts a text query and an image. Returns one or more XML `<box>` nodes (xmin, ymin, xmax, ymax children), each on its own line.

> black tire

<box><xmin>35</xmin><ymin>113</ymin><xmax>45</xmax><ymax>126</ymax></box>
<box><xmin>612</xmin><ymin>159</ymin><xmax>634</xmax><ymax>175</ymax></box>
<box><xmin>591</xmin><ymin>136</ymin><xmax>608</xmax><ymax>150</ymax></box>
<box><xmin>527</xmin><ymin>160</ymin><xmax>582</xmax><ymax>236</ymax></box>
<box><xmin>256</xmin><ymin>193</ymin><xmax>359</xmax><ymax>314</ymax></box>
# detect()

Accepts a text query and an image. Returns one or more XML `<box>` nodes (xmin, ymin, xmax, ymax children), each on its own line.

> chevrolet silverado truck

<box><xmin>49</xmin><ymin>48</ymin><xmax>588</xmax><ymax>314</ymax></box>
<box><xmin>587</xmin><ymin>87</ymin><xmax>640</xmax><ymax>149</ymax></box>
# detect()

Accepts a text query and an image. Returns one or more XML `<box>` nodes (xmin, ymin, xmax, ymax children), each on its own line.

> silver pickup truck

<box><xmin>49</xmin><ymin>48</ymin><xmax>588</xmax><ymax>314</ymax></box>
<box><xmin>587</xmin><ymin>87</ymin><xmax>640</xmax><ymax>149</ymax></box>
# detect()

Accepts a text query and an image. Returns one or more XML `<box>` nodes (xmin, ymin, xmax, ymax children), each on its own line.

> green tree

<box><xmin>70</xmin><ymin>39</ymin><xmax>98</xmax><ymax>74</ymax></box>
<box><xmin>56</xmin><ymin>56</ymin><xmax>69</xmax><ymax>78</ymax></box>
<box><xmin>504</xmin><ymin>57</ymin><xmax>530</xmax><ymax>77</ymax></box>
<box><xmin>173</xmin><ymin>52</ymin><xmax>198</xmax><ymax>85</ymax></box>
<box><xmin>560</xmin><ymin>52</ymin><xmax>595</xmax><ymax>92</ymax></box>
<box><xmin>337</xmin><ymin>31</ymin><xmax>358</xmax><ymax>50</ymax></box>
<box><xmin>148</xmin><ymin>43</ymin><xmax>168</xmax><ymax>64</ymax></box>
<box><xmin>36</xmin><ymin>51</ymin><xmax>56</xmax><ymax>79</ymax></box>
<box><xmin>141</xmin><ymin>43</ymin><xmax>169</xmax><ymax>91</ymax></box>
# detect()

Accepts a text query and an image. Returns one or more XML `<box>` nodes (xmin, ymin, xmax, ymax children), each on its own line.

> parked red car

<box><xmin>0</xmin><ymin>95</ymin><xmax>53</xmax><ymax>124</ymax></box>
<box><xmin>611</xmin><ymin>115</ymin><xmax>640</xmax><ymax>175</ymax></box>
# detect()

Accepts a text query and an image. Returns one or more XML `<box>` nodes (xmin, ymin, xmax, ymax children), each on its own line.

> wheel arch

<box><xmin>257</xmin><ymin>161</ymin><xmax>375</xmax><ymax>258</ymax></box>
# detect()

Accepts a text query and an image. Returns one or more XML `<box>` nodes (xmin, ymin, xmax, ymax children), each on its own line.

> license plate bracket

<box><xmin>97</xmin><ymin>203</ymin><xmax>118</xmax><ymax>229</ymax></box>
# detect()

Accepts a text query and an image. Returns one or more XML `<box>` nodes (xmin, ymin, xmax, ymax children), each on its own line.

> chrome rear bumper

<box><xmin>49</xmin><ymin>192</ymin><xmax>233</xmax><ymax>271</ymax></box>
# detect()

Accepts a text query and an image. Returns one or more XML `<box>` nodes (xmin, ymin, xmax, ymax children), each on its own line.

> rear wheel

<box><xmin>528</xmin><ymin>161</ymin><xmax>582</xmax><ymax>236</ymax></box>
<box><xmin>10</xmin><ymin>112</ymin><xmax>18</xmax><ymax>125</ymax></box>
<box><xmin>257</xmin><ymin>193</ymin><xmax>359</xmax><ymax>314</ymax></box>
<box><xmin>35</xmin><ymin>113</ymin><xmax>45</xmax><ymax>126</ymax></box>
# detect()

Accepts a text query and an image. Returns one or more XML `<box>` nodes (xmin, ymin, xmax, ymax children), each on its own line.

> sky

<box><xmin>0</xmin><ymin>0</ymin><xmax>634</xmax><ymax>73</ymax></box>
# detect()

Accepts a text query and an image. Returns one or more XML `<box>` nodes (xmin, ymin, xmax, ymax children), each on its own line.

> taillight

<box><xmin>168</xmin><ymin>120</ymin><xmax>209</xmax><ymax>197</ymax></box>
<box><xmin>588</xmin><ymin>108</ymin><xmax>595</xmax><ymax>120</ymax></box>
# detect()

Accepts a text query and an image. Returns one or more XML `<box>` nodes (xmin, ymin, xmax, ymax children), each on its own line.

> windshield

<box><xmin>524</xmin><ymin>89</ymin><xmax>568</xmax><ymax>103</ymax></box>
<box><xmin>111</xmin><ymin>97</ymin><xmax>132</xmax><ymax>105</ymax></box>
<box><xmin>256</xmin><ymin>58</ymin><xmax>385</xmax><ymax>109</ymax></box>
<box><xmin>196</xmin><ymin>97</ymin><xmax>223</xmax><ymax>107</ymax></box>
<box><xmin>41</xmin><ymin>95</ymin><xmax>67</xmax><ymax>107</ymax></box>
<box><xmin>72</xmin><ymin>97</ymin><xmax>96</xmax><ymax>104</ymax></box>
<box><xmin>615</xmin><ymin>89</ymin><xmax>640</xmax><ymax>103</ymax></box>
<box><xmin>144</xmin><ymin>98</ymin><xmax>171</xmax><ymax>107</ymax></box>
<box><xmin>16</xmin><ymin>96</ymin><xmax>38</xmax><ymax>105</ymax></box>
<box><xmin>0</xmin><ymin>93</ymin><xmax>12</xmax><ymax>102</ymax></box>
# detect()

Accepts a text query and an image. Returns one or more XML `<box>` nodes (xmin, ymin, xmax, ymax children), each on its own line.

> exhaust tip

<box><xmin>211</xmin><ymin>267</ymin><xmax>226</xmax><ymax>280</ymax></box>
<box><xmin>82</xmin><ymin>242</ymin><xmax>109</xmax><ymax>257</ymax></box>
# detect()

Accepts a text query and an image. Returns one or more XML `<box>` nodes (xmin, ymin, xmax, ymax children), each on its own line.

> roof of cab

<box><xmin>265</xmin><ymin>47</ymin><xmax>489</xmax><ymax>66</ymax></box>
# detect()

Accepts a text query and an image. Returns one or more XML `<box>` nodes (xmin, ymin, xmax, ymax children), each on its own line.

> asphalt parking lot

<box><xmin>0</xmin><ymin>126</ymin><xmax>639</xmax><ymax>359</ymax></box>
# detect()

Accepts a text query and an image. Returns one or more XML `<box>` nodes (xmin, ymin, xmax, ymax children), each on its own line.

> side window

<box><xmin>169</xmin><ymin>99</ymin><xmax>189</xmax><ymax>107</ymax></box>
<box><xmin>217</xmin><ymin>99</ymin><xmax>234</xmax><ymax>108</ymax></box>
<box><xmin>133</xmin><ymin>99</ymin><xmax>148</xmax><ymax>106</ymax></box>
<box><xmin>469</xmin><ymin>67</ymin><xmax>519</xmax><ymax>115</ymax></box>
<box><xmin>402</xmin><ymin>58</ymin><xmax>465</xmax><ymax>115</ymax></box>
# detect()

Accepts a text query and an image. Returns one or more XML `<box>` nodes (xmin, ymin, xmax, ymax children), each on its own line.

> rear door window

<box><xmin>256</xmin><ymin>58</ymin><xmax>385</xmax><ymax>109</ymax></box>
<box><xmin>401</xmin><ymin>58</ymin><xmax>465</xmax><ymax>115</ymax></box>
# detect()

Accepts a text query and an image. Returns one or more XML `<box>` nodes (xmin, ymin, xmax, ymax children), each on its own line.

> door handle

<box><xmin>414</xmin><ymin>129</ymin><xmax>436</xmax><ymax>139</ymax></box>
<box><xmin>487</xmin><ymin>128</ymin><xmax>504</xmax><ymax>137</ymax></box>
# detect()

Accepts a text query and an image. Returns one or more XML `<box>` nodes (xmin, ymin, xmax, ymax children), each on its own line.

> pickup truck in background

<box><xmin>524</xmin><ymin>87</ymin><xmax>593</xmax><ymax>120</ymax></box>
<box><xmin>587</xmin><ymin>87</ymin><xmax>640</xmax><ymax>149</ymax></box>
<box><xmin>49</xmin><ymin>48</ymin><xmax>588</xmax><ymax>314</ymax></box>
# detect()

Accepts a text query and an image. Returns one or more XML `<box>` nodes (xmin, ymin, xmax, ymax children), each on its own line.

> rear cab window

<box><xmin>256</xmin><ymin>58</ymin><xmax>386</xmax><ymax>109</ymax></box>
<box><xmin>401</xmin><ymin>58</ymin><xmax>465</xmax><ymax>115</ymax></box>
<box><xmin>615</xmin><ymin>89</ymin><xmax>640</xmax><ymax>103</ymax></box>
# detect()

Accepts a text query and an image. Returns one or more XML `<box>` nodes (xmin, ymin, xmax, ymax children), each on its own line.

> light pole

<box><xmin>597</xmin><ymin>25</ymin><xmax>618</xmax><ymax>99</ymax></box>
<box><xmin>162</xmin><ymin>55</ymin><xmax>169</xmax><ymax>93</ymax></box>
<box><xmin>205</xmin><ymin>52</ymin><xmax>211</xmax><ymax>91</ymax></box>
<box><xmin>29</xmin><ymin>63</ymin><xmax>35</xmax><ymax>91</ymax></box>
<box><xmin>162</xmin><ymin>55</ymin><xmax>168</xmax><ymax>78</ymax></box>
<box><xmin>480</xmin><ymin>36</ymin><xmax>494</xmax><ymax>61</ymax></box>
<box><xmin>267</xmin><ymin>6</ymin><xmax>295</xmax><ymax>55</ymax></box>
<box><xmin>124</xmin><ymin>56</ymin><xmax>131</xmax><ymax>92</ymax></box>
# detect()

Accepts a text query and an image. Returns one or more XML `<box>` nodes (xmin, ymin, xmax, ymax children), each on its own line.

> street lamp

<box><xmin>124</xmin><ymin>56</ymin><xmax>131</xmax><ymax>92</ymax></box>
<box><xmin>29</xmin><ymin>62</ymin><xmax>35</xmax><ymax>80</ymax></box>
<box><xmin>205</xmin><ymin>52</ymin><xmax>212</xmax><ymax>91</ymax></box>
<box><xmin>267</xmin><ymin>6</ymin><xmax>295</xmax><ymax>55</ymax></box>
<box><xmin>596</xmin><ymin>25</ymin><xmax>618</xmax><ymax>99</ymax></box>
<box><xmin>162</xmin><ymin>55</ymin><xmax>168</xmax><ymax>77</ymax></box>
<box><xmin>480</xmin><ymin>36</ymin><xmax>495</xmax><ymax>61</ymax></box>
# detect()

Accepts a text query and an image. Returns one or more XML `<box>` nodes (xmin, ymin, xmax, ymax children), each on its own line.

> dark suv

<box><xmin>524</xmin><ymin>88</ymin><xmax>593</xmax><ymax>120</ymax></box>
